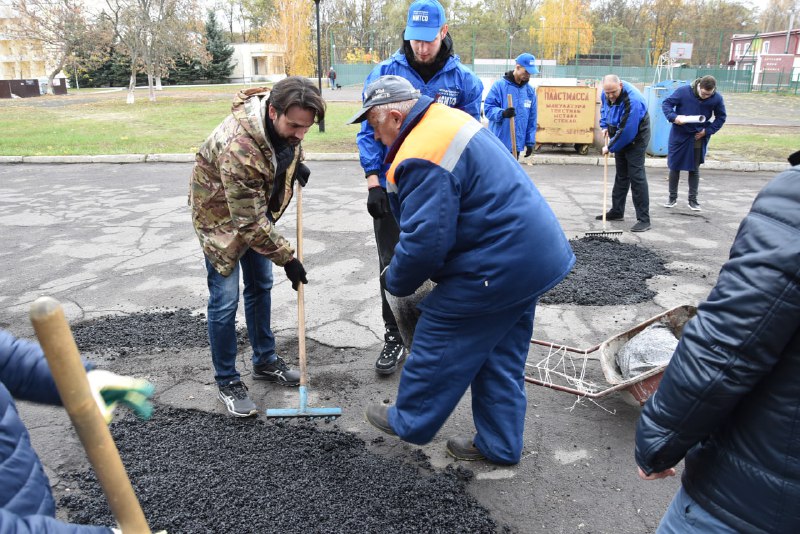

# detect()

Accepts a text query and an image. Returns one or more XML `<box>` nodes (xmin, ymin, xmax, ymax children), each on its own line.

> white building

<box><xmin>230</xmin><ymin>42</ymin><xmax>286</xmax><ymax>83</ymax></box>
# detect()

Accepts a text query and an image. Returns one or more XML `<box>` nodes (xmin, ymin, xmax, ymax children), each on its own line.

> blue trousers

<box><xmin>205</xmin><ymin>249</ymin><xmax>276</xmax><ymax>386</ymax></box>
<box><xmin>388</xmin><ymin>298</ymin><xmax>537</xmax><ymax>465</ymax></box>
<box><xmin>657</xmin><ymin>486</ymin><xmax>739</xmax><ymax>533</ymax></box>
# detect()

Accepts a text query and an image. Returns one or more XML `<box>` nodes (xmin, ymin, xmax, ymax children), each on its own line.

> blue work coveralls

<box><xmin>382</xmin><ymin>96</ymin><xmax>575</xmax><ymax>464</ymax></box>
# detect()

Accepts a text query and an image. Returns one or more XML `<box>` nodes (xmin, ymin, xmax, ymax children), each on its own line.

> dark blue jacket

<box><xmin>635</xmin><ymin>163</ymin><xmax>800</xmax><ymax>533</ymax></box>
<box><xmin>483</xmin><ymin>72</ymin><xmax>537</xmax><ymax>153</ymax></box>
<box><xmin>662</xmin><ymin>80</ymin><xmax>727</xmax><ymax>170</ymax></box>
<box><xmin>0</xmin><ymin>330</ymin><xmax>110</xmax><ymax>533</ymax></box>
<box><xmin>356</xmin><ymin>48</ymin><xmax>483</xmax><ymax>187</ymax></box>
<box><xmin>599</xmin><ymin>81</ymin><xmax>649</xmax><ymax>153</ymax></box>
<box><xmin>383</xmin><ymin>96</ymin><xmax>575</xmax><ymax>317</ymax></box>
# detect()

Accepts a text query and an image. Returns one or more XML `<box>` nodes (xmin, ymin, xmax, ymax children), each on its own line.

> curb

<box><xmin>0</xmin><ymin>153</ymin><xmax>789</xmax><ymax>172</ymax></box>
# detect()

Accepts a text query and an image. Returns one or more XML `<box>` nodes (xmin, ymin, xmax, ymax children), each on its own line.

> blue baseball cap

<box><xmin>404</xmin><ymin>0</ymin><xmax>446</xmax><ymax>42</ymax></box>
<box><xmin>515</xmin><ymin>53</ymin><xmax>539</xmax><ymax>75</ymax></box>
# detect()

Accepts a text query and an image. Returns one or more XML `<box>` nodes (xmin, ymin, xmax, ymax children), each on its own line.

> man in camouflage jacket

<box><xmin>189</xmin><ymin>76</ymin><xmax>325</xmax><ymax>417</ymax></box>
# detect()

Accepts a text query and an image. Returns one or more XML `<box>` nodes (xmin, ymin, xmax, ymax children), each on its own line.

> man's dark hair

<box><xmin>270</xmin><ymin>76</ymin><xmax>326</xmax><ymax>123</ymax></box>
<box><xmin>699</xmin><ymin>75</ymin><xmax>716</xmax><ymax>91</ymax></box>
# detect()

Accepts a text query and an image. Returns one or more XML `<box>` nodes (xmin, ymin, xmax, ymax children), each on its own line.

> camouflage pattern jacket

<box><xmin>190</xmin><ymin>87</ymin><xmax>302</xmax><ymax>276</ymax></box>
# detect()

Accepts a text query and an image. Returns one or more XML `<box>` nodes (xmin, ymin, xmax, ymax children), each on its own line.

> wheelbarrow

<box><xmin>525</xmin><ymin>304</ymin><xmax>697</xmax><ymax>406</ymax></box>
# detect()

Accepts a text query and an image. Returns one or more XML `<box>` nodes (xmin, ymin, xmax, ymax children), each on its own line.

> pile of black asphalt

<box><xmin>59</xmin><ymin>406</ymin><xmax>505</xmax><ymax>534</ymax></box>
<box><xmin>540</xmin><ymin>236</ymin><xmax>667</xmax><ymax>306</ymax></box>
<box><xmin>70</xmin><ymin>309</ymin><xmax>247</xmax><ymax>353</ymax></box>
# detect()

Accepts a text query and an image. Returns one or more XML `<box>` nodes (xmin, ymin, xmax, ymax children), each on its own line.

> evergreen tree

<box><xmin>204</xmin><ymin>10</ymin><xmax>235</xmax><ymax>83</ymax></box>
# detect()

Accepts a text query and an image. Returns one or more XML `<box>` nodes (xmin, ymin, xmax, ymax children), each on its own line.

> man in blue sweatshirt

<box><xmin>356</xmin><ymin>0</ymin><xmax>483</xmax><ymax>376</ymax></box>
<box><xmin>483</xmin><ymin>52</ymin><xmax>539</xmax><ymax>158</ymax></box>
<box><xmin>597</xmin><ymin>74</ymin><xmax>651</xmax><ymax>232</ymax></box>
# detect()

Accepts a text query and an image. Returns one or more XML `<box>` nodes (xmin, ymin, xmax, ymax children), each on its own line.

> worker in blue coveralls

<box><xmin>0</xmin><ymin>329</ymin><xmax>155</xmax><ymax>532</ymax></box>
<box><xmin>356</xmin><ymin>0</ymin><xmax>483</xmax><ymax>377</ymax></box>
<box><xmin>483</xmin><ymin>52</ymin><xmax>539</xmax><ymax>158</ymax></box>
<box><xmin>351</xmin><ymin>75</ymin><xmax>575</xmax><ymax>465</ymax></box>
<box><xmin>661</xmin><ymin>75</ymin><xmax>726</xmax><ymax>211</ymax></box>
<box><xmin>597</xmin><ymin>74</ymin><xmax>652</xmax><ymax>233</ymax></box>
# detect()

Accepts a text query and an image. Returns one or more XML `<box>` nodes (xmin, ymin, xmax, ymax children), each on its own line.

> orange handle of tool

<box><xmin>507</xmin><ymin>93</ymin><xmax>517</xmax><ymax>158</ymax></box>
<box><xmin>30</xmin><ymin>297</ymin><xmax>151</xmax><ymax>534</ymax></box>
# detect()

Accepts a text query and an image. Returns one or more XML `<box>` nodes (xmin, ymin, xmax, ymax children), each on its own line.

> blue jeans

<box><xmin>205</xmin><ymin>249</ymin><xmax>276</xmax><ymax>386</ymax></box>
<box><xmin>657</xmin><ymin>486</ymin><xmax>739</xmax><ymax>534</ymax></box>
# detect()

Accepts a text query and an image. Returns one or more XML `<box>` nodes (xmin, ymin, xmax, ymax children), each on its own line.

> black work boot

<box><xmin>364</xmin><ymin>403</ymin><xmax>397</xmax><ymax>436</ymax></box>
<box><xmin>375</xmin><ymin>331</ymin><xmax>405</xmax><ymax>376</ymax></box>
<box><xmin>446</xmin><ymin>435</ymin><xmax>486</xmax><ymax>461</ymax></box>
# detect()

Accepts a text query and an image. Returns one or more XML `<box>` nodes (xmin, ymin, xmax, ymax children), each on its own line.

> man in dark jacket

<box><xmin>0</xmin><ymin>329</ymin><xmax>154</xmax><ymax>532</ymax></box>
<box><xmin>356</xmin><ymin>0</ymin><xmax>483</xmax><ymax>376</ymax></box>
<box><xmin>597</xmin><ymin>74</ymin><xmax>651</xmax><ymax>232</ymax></box>
<box><xmin>661</xmin><ymin>76</ymin><xmax>726</xmax><ymax>211</ymax></box>
<box><xmin>635</xmin><ymin>151</ymin><xmax>800</xmax><ymax>533</ymax></box>
<box><xmin>351</xmin><ymin>75</ymin><xmax>575</xmax><ymax>465</ymax></box>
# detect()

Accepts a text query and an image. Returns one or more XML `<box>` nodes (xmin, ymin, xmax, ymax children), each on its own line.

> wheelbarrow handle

<box><xmin>30</xmin><ymin>297</ymin><xmax>152</xmax><ymax>534</ymax></box>
<box><xmin>530</xmin><ymin>338</ymin><xmax>601</xmax><ymax>354</ymax></box>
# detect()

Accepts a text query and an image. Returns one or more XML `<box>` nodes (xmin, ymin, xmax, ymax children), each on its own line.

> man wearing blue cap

<box><xmin>484</xmin><ymin>52</ymin><xmax>539</xmax><ymax>158</ymax></box>
<box><xmin>356</xmin><ymin>0</ymin><xmax>483</xmax><ymax>377</ymax></box>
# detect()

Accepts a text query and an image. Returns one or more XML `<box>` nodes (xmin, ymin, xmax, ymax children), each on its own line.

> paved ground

<box><xmin>1</xmin><ymin>161</ymin><xmax>778</xmax><ymax>533</ymax></box>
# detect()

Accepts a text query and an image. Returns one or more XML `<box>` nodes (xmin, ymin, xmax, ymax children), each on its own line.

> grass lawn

<box><xmin>1</xmin><ymin>85</ymin><xmax>798</xmax><ymax>161</ymax></box>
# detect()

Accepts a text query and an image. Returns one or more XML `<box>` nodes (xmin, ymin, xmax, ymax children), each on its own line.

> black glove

<box><xmin>524</xmin><ymin>146</ymin><xmax>533</xmax><ymax>158</ymax></box>
<box><xmin>283</xmin><ymin>258</ymin><xmax>307</xmax><ymax>290</ymax></box>
<box><xmin>295</xmin><ymin>163</ymin><xmax>310</xmax><ymax>187</ymax></box>
<box><xmin>501</xmin><ymin>107</ymin><xmax>516</xmax><ymax>119</ymax></box>
<box><xmin>367</xmin><ymin>186</ymin><xmax>389</xmax><ymax>219</ymax></box>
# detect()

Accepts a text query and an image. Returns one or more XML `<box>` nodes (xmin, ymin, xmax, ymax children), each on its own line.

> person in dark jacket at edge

<box><xmin>351</xmin><ymin>75</ymin><xmax>575</xmax><ymax>465</ymax></box>
<box><xmin>597</xmin><ymin>74</ymin><xmax>652</xmax><ymax>232</ymax></box>
<box><xmin>356</xmin><ymin>0</ymin><xmax>484</xmax><ymax>377</ymax></box>
<box><xmin>0</xmin><ymin>329</ymin><xmax>155</xmax><ymax>532</ymax></box>
<box><xmin>635</xmin><ymin>150</ymin><xmax>800</xmax><ymax>533</ymax></box>
<box><xmin>483</xmin><ymin>52</ymin><xmax>539</xmax><ymax>159</ymax></box>
<box><xmin>661</xmin><ymin>75</ymin><xmax>727</xmax><ymax>211</ymax></box>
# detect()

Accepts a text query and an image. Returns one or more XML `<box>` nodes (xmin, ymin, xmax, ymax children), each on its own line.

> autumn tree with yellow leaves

<box><xmin>536</xmin><ymin>0</ymin><xmax>594</xmax><ymax>64</ymax></box>
<box><xmin>261</xmin><ymin>0</ymin><xmax>313</xmax><ymax>76</ymax></box>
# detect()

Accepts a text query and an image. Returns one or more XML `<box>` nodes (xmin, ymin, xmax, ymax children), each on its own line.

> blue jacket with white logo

<box><xmin>483</xmin><ymin>72</ymin><xmax>537</xmax><ymax>153</ymax></box>
<box><xmin>356</xmin><ymin>48</ymin><xmax>483</xmax><ymax>187</ymax></box>
<box><xmin>382</xmin><ymin>96</ymin><xmax>575</xmax><ymax>316</ymax></box>
<box><xmin>599</xmin><ymin>80</ymin><xmax>649</xmax><ymax>153</ymax></box>
<box><xmin>0</xmin><ymin>330</ymin><xmax>110</xmax><ymax>533</ymax></box>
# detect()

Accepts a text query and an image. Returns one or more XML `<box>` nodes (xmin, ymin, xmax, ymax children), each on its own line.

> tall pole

<box><xmin>610</xmin><ymin>28</ymin><xmax>616</xmax><ymax>67</ymax></box>
<box><xmin>314</xmin><ymin>0</ymin><xmax>324</xmax><ymax>132</ymax></box>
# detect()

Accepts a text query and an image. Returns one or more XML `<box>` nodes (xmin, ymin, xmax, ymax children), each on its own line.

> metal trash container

<box><xmin>645</xmin><ymin>80</ymin><xmax>687</xmax><ymax>156</ymax></box>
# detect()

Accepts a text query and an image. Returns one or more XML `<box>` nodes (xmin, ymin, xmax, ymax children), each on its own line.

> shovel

<box><xmin>266</xmin><ymin>180</ymin><xmax>342</xmax><ymax>421</ymax></box>
<box><xmin>30</xmin><ymin>297</ymin><xmax>152</xmax><ymax>534</ymax></box>
<box><xmin>507</xmin><ymin>93</ymin><xmax>517</xmax><ymax>158</ymax></box>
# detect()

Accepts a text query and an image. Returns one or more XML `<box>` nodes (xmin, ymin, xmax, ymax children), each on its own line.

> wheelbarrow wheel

<box><xmin>574</xmin><ymin>143</ymin><xmax>589</xmax><ymax>155</ymax></box>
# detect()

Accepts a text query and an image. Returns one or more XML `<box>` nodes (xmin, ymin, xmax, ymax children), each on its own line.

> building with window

<box><xmin>729</xmin><ymin>28</ymin><xmax>800</xmax><ymax>86</ymax></box>
<box><xmin>230</xmin><ymin>42</ymin><xmax>286</xmax><ymax>84</ymax></box>
<box><xmin>0</xmin><ymin>1</ymin><xmax>49</xmax><ymax>80</ymax></box>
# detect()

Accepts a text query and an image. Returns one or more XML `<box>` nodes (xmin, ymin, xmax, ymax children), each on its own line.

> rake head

<box><xmin>264</xmin><ymin>386</ymin><xmax>342</xmax><ymax>421</ymax></box>
<box><xmin>585</xmin><ymin>229</ymin><xmax>623</xmax><ymax>237</ymax></box>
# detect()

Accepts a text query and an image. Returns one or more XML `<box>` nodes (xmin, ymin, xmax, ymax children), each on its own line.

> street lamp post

<box><xmin>313</xmin><ymin>0</ymin><xmax>324</xmax><ymax>132</ymax></box>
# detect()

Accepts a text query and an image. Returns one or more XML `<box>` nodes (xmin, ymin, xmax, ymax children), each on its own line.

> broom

<box><xmin>266</xmin><ymin>179</ymin><xmax>342</xmax><ymax>421</ymax></box>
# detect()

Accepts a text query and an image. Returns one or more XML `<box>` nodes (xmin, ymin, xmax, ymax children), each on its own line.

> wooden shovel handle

<box><xmin>30</xmin><ymin>297</ymin><xmax>151</xmax><ymax>534</ymax></box>
<box><xmin>507</xmin><ymin>93</ymin><xmax>517</xmax><ymax>157</ymax></box>
<box><xmin>296</xmin><ymin>183</ymin><xmax>308</xmax><ymax>388</ymax></box>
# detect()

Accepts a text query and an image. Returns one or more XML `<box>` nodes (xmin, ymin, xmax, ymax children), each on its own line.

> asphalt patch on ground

<box><xmin>541</xmin><ymin>236</ymin><xmax>667</xmax><ymax>306</ymax></box>
<box><xmin>71</xmin><ymin>309</ymin><xmax>247</xmax><ymax>354</ymax></box>
<box><xmin>59</xmin><ymin>406</ymin><xmax>505</xmax><ymax>533</ymax></box>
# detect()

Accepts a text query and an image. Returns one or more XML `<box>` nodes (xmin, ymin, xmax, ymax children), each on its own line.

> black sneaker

<box><xmin>688</xmin><ymin>200</ymin><xmax>702</xmax><ymax>211</ymax></box>
<box><xmin>595</xmin><ymin>211</ymin><xmax>624</xmax><ymax>221</ymax></box>
<box><xmin>218</xmin><ymin>380</ymin><xmax>258</xmax><ymax>417</ymax></box>
<box><xmin>631</xmin><ymin>221</ymin><xmax>651</xmax><ymax>232</ymax></box>
<box><xmin>663</xmin><ymin>199</ymin><xmax>677</xmax><ymax>208</ymax></box>
<box><xmin>375</xmin><ymin>333</ymin><xmax>405</xmax><ymax>376</ymax></box>
<box><xmin>252</xmin><ymin>357</ymin><xmax>300</xmax><ymax>386</ymax></box>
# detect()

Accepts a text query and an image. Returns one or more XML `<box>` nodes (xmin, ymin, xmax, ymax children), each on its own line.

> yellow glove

<box><xmin>87</xmin><ymin>369</ymin><xmax>155</xmax><ymax>424</ymax></box>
